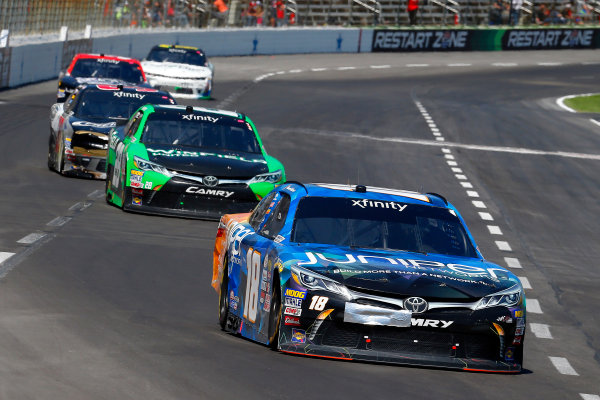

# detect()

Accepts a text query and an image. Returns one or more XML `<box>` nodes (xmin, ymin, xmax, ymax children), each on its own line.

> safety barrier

<box><xmin>0</xmin><ymin>27</ymin><xmax>599</xmax><ymax>90</ymax></box>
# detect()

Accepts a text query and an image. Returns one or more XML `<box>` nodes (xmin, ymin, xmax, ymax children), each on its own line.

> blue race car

<box><xmin>212</xmin><ymin>183</ymin><xmax>526</xmax><ymax>373</ymax></box>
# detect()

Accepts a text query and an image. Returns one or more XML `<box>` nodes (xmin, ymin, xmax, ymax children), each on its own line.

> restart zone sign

<box><xmin>371</xmin><ymin>28</ymin><xmax>600</xmax><ymax>52</ymax></box>
<box><xmin>502</xmin><ymin>29</ymin><xmax>599</xmax><ymax>50</ymax></box>
<box><xmin>372</xmin><ymin>30</ymin><xmax>471</xmax><ymax>52</ymax></box>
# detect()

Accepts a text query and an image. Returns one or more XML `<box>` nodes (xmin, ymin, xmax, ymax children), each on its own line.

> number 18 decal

<box><xmin>243</xmin><ymin>248</ymin><xmax>261</xmax><ymax>323</ymax></box>
<box><xmin>309</xmin><ymin>296</ymin><xmax>329</xmax><ymax>311</ymax></box>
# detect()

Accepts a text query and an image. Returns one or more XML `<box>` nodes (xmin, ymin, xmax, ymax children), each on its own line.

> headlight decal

<box><xmin>475</xmin><ymin>284</ymin><xmax>523</xmax><ymax>310</ymax></box>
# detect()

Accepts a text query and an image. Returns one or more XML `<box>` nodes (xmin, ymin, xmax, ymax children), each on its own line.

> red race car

<box><xmin>57</xmin><ymin>53</ymin><xmax>149</xmax><ymax>102</ymax></box>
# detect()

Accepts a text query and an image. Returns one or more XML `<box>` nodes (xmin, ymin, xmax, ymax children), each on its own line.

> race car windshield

<box><xmin>292</xmin><ymin>197</ymin><xmax>478</xmax><ymax>258</ymax></box>
<box><xmin>70</xmin><ymin>59</ymin><xmax>145</xmax><ymax>83</ymax></box>
<box><xmin>141</xmin><ymin>112</ymin><xmax>261</xmax><ymax>153</ymax></box>
<box><xmin>146</xmin><ymin>48</ymin><xmax>207</xmax><ymax>66</ymax></box>
<box><xmin>74</xmin><ymin>90</ymin><xmax>174</xmax><ymax>120</ymax></box>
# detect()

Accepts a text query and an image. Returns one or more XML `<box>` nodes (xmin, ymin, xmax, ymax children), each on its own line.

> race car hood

<box><xmin>141</xmin><ymin>61</ymin><xmax>212</xmax><ymax>79</ymax></box>
<box><xmin>70</xmin><ymin>116</ymin><xmax>127</xmax><ymax>134</ymax></box>
<box><xmin>145</xmin><ymin>144</ymin><xmax>269</xmax><ymax>177</ymax></box>
<box><xmin>281</xmin><ymin>245</ymin><xmax>520</xmax><ymax>299</ymax></box>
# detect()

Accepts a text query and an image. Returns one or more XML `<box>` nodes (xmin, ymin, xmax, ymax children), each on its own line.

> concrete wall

<box><xmin>2</xmin><ymin>28</ymin><xmax>373</xmax><ymax>89</ymax></box>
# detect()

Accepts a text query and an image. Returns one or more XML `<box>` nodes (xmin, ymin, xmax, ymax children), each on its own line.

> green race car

<box><xmin>105</xmin><ymin>104</ymin><xmax>285</xmax><ymax>219</ymax></box>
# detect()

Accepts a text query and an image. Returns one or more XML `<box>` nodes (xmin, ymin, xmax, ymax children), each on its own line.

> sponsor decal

<box><xmin>516</xmin><ymin>317</ymin><xmax>525</xmax><ymax>327</ymax></box>
<box><xmin>411</xmin><ymin>319</ymin><xmax>454</xmax><ymax>328</ymax></box>
<box><xmin>181</xmin><ymin>114</ymin><xmax>219</xmax><ymax>123</ymax></box>
<box><xmin>284</xmin><ymin>316</ymin><xmax>301</xmax><ymax>326</ymax></box>
<box><xmin>503</xmin><ymin>29</ymin><xmax>595</xmax><ymax>50</ymax></box>
<box><xmin>113</xmin><ymin>92</ymin><xmax>145</xmax><ymax>99</ymax></box>
<box><xmin>132</xmin><ymin>188</ymin><xmax>143</xmax><ymax>195</ymax></box>
<box><xmin>132</xmin><ymin>196</ymin><xmax>142</xmax><ymax>206</ymax></box>
<box><xmin>512</xmin><ymin>336</ymin><xmax>522</xmax><ymax>345</ymax></box>
<box><xmin>513</xmin><ymin>309</ymin><xmax>524</xmax><ymax>318</ymax></box>
<box><xmin>185</xmin><ymin>186</ymin><xmax>234</xmax><ymax>198</ymax></box>
<box><xmin>372</xmin><ymin>29</ymin><xmax>470</xmax><ymax>52</ymax></box>
<box><xmin>263</xmin><ymin>294</ymin><xmax>271</xmax><ymax>311</ymax></box>
<box><xmin>226</xmin><ymin>221</ymin><xmax>254</xmax><ymax>264</ymax></box>
<box><xmin>284</xmin><ymin>288</ymin><xmax>307</xmax><ymax>299</ymax></box>
<box><xmin>203</xmin><ymin>175</ymin><xmax>218</xmax><ymax>187</ymax></box>
<box><xmin>404</xmin><ymin>297</ymin><xmax>428</xmax><ymax>313</ymax></box>
<box><xmin>130</xmin><ymin>172</ymin><xmax>143</xmax><ymax>187</ymax></box>
<box><xmin>291</xmin><ymin>328</ymin><xmax>306</xmax><ymax>344</ymax></box>
<box><xmin>515</xmin><ymin>327</ymin><xmax>524</xmax><ymax>336</ymax></box>
<box><xmin>284</xmin><ymin>297</ymin><xmax>302</xmax><ymax>308</ymax></box>
<box><xmin>297</xmin><ymin>251</ymin><xmax>505</xmax><ymax>282</ymax></box>
<box><xmin>230</xmin><ymin>290</ymin><xmax>239</xmax><ymax>311</ymax></box>
<box><xmin>168</xmin><ymin>48</ymin><xmax>187</xmax><ymax>53</ymax></box>
<box><xmin>284</xmin><ymin>184</ymin><xmax>296</xmax><ymax>192</ymax></box>
<box><xmin>276</xmin><ymin>260</ymin><xmax>284</xmax><ymax>273</ymax></box>
<box><xmin>284</xmin><ymin>307</ymin><xmax>302</xmax><ymax>316</ymax></box>
<box><xmin>72</xmin><ymin>121</ymin><xmax>116</xmax><ymax>128</ymax></box>
<box><xmin>147</xmin><ymin>148</ymin><xmax>267</xmax><ymax>164</ymax></box>
<box><xmin>497</xmin><ymin>316</ymin><xmax>513</xmax><ymax>323</ymax></box>
<box><xmin>96</xmin><ymin>58</ymin><xmax>120</xmax><ymax>63</ymax></box>
<box><xmin>351</xmin><ymin>199</ymin><xmax>407</xmax><ymax>212</ymax></box>
<box><xmin>144</xmin><ymin>181</ymin><xmax>153</xmax><ymax>189</ymax></box>
<box><xmin>274</xmin><ymin>235</ymin><xmax>285</xmax><ymax>243</ymax></box>
<box><xmin>131</xmin><ymin>169</ymin><xmax>143</xmax><ymax>176</ymax></box>
<box><xmin>505</xmin><ymin>347</ymin><xmax>515</xmax><ymax>361</ymax></box>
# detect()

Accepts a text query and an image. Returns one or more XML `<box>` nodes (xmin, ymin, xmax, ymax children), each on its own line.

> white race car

<box><xmin>141</xmin><ymin>45</ymin><xmax>214</xmax><ymax>100</ymax></box>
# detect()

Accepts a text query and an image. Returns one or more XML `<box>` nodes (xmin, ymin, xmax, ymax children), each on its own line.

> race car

<box><xmin>141</xmin><ymin>45</ymin><xmax>214</xmax><ymax>99</ymax></box>
<box><xmin>212</xmin><ymin>183</ymin><xmax>526</xmax><ymax>372</ymax></box>
<box><xmin>57</xmin><ymin>53</ymin><xmax>148</xmax><ymax>102</ymax></box>
<box><xmin>48</xmin><ymin>84</ymin><xmax>175</xmax><ymax>179</ymax></box>
<box><xmin>105</xmin><ymin>105</ymin><xmax>285</xmax><ymax>218</ymax></box>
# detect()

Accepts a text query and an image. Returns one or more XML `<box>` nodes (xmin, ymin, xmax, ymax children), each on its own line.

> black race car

<box><xmin>48</xmin><ymin>84</ymin><xmax>175</xmax><ymax>179</ymax></box>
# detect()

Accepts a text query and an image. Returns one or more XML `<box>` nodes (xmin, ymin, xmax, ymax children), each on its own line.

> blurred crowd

<box><xmin>111</xmin><ymin>0</ymin><xmax>296</xmax><ymax>28</ymax></box>
<box><xmin>489</xmin><ymin>0</ymin><xmax>598</xmax><ymax>25</ymax></box>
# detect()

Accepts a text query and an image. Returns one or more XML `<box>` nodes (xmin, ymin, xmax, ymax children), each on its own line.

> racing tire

<box><xmin>267</xmin><ymin>273</ymin><xmax>282</xmax><ymax>350</ymax></box>
<box><xmin>218</xmin><ymin>255</ymin><xmax>229</xmax><ymax>330</ymax></box>
<box><xmin>47</xmin><ymin>134</ymin><xmax>55</xmax><ymax>171</ymax></box>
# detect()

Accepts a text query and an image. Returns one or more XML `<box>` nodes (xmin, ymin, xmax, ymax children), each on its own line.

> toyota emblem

<box><xmin>203</xmin><ymin>175</ymin><xmax>218</xmax><ymax>187</ymax></box>
<box><xmin>403</xmin><ymin>297</ymin><xmax>428</xmax><ymax>313</ymax></box>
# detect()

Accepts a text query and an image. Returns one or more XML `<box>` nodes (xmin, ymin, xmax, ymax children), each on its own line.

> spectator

<box><xmin>245</xmin><ymin>0</ymin><xmax>259</xmax><ymax>26</ymax></box>
<box><xmin>509</xmin><ymin>0</ymin><xmax>523</xmax><ymax>25</ymax></box>
<box><xmin>562</xmin><ymin>3</ymin><xmax>573</xmax><ymax>23</ymax></box>
<box><xmin>489</xmin><ymin>0</ymin><xmax>504</xmax><ymax>25</ymax></box>
<box><xmin>256</xmin><ymin>2</ymin><xmax>265</xmax><ymax>26</ymax></box>
<box><xmin>152</xmin><ymin>1</ymin><xmax>164</xmax><ymax>26</ymax></box>
<box><xmin>407</xmin><ymin>0</ymin><xmax>419</xmax><ymax>25</ymax></box>
<box><xmin>269</xmin><ymin>0</ymin><xmax>278</xmax><ymax>26</ymax></box>
<box><xmin>275</xmin><ymin>0</ymin><xmax>286</xmax><ymax>26</ymax></box>
<box><xmin>535</xmin><ymin>2</ymin><xmax>549</xmax><ymax>23</ymax></box>
<box><xmin>212</xmin><ymin>0</ymin><xmax>229</xmax><ymax>26</ymax></box>
<box><xmin>546</xmin><ymin>6</ymin><xmax>566</xmax><ymax>23</ymax></box>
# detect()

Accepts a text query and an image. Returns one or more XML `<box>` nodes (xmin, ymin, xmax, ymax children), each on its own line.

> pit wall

<box><xmin>1</xmin><ymin>27</ymin><xmax>599</xmax><ymax>89</ymax></box>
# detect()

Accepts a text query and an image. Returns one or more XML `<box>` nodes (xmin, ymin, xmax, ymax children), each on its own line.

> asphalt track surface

<box><xmin>0</xmin><ymin>50</ymin><xmax>599</xmax><ymax>399</ymax></box>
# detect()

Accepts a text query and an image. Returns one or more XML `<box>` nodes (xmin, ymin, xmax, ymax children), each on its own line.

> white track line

<box><xmin>527</xmin><ymin>299</ymin><xmax>543</xmax><ymax>314</ymax></box>
<box><xmin>479</xmin><ymin>212</ymin><xmax>494</xmax><ymax>221</ymax></box>
<box><xmin>466</xmin><ymin>190</ymin><xmax>479</xmax><ymax>197</ymax></box>
<box><xmin>518</xmin><ymin>276</ymin><xmax>531</xmax><ymax>289</ymax></box>
<box><xmin>17</xmin><ymin>232</ymin><xmax>47</xmax><ymax>244</ymax></box>
<box><xmin>460</xmin><ymin>182</ymin><xmax>473</xmax><ymax>188</ymax></box>
<box><xmin>47</xmin><ymin>216</ymin><xmax>71</xmax><ymax>227</ymax></box>
<box><xmin>590</xmin><ymin>119</ymin><xmax>600</xmax><ymax>127</ymax></box>
<box><xmin>495</xmin><ymin>241</ymin><xmax>512</xmax><ymax>251</ymax></box>
<box><xmin>0</xmin><ymin>252</ymin><xmax>15</xmax><ymax>264</ymax></box>
<box><xmin>549</xmin><ymin>356</ymin><xmax>578</xmax><ymax>375</ymax></box>
<box><xmin>370</xmin><ymin>65</ymin><xmax>390</xmax><ymax>69</ymax></box>
<box><xmin>472</xmin><ymin>200</ymin><xmax>486</xmax><ymax>208</ymax></box>
<box><xmin>504</xmin><ymin>257</ymin><xmax>522</xmax><ymax>269</ymax></box>
<box><xmin>530</xmin><ymin>323</ymin><xmax>552</xmax><ymax>339</ymax></box>
<box><xmin>487</xmin><ymin>225</ymin><xmax>502</xmax><ymax>235</ymax></box>
<box><xmin>580</xmin><ymin>394</ymin><xmax>600</xmax><ymax>400</ymax></box>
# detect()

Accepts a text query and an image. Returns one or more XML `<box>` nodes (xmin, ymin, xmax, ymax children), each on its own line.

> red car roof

<box><xmin>66</xmin><ymin>53</ymin><xmax>146</xmax><ymax>81</ymax></box>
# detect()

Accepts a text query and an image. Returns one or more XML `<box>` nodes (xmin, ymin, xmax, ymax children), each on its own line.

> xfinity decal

<box><xmin>113</xmin><ymin>92</ymin><xmax>145</xmax><ymax>99</ymax></box>
<box><xmin>181</xmin><ymin>114</ymin><xmax>219</xmax><ymax>122</ymax></box>
<box><xmin>185</xmin><ymin>187</ymin><xmax>234</xmax><ymax>197</ymax></box>
<box><xmin>95</xmin><ymin>58</ymin><xmax>120</xmax><ymax>64</ymax></box>
<box><xmin>351</xmin><ymin>199</ymin><xmax>407</xmax><ymax>212</ymax></box>
<box><xmin>411</xmin><ymin>319</ymin><xmax>453</xmax><ymax>328</ymax></box>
